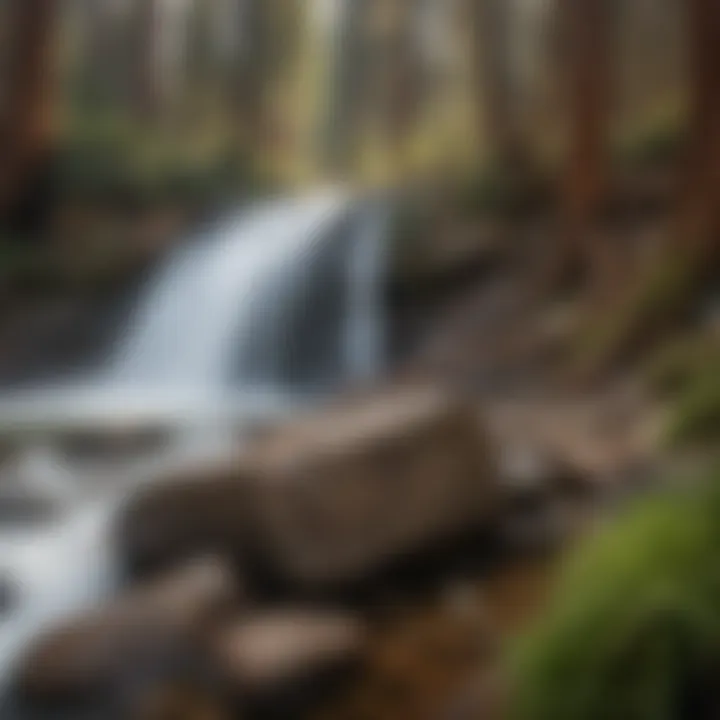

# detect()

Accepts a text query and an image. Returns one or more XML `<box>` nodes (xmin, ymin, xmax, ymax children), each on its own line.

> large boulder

<box><xmin>117</xmin><ymin>461</ymin><xmax>253</xmax><ymax>579</ymax></box>
<box><xmin>117</xmin><ymin>385</ymin><xmax>496</xmax><ymax>590</ymax></box>
<box><xmin>245</xmin><ymin>385</ymin><xmax>497</xmax><ymax>587</ymax></box>
<box><xmin>14</xmin><ymin>557</ymin><xmax>237</xmax><ymax>701</ymax></box>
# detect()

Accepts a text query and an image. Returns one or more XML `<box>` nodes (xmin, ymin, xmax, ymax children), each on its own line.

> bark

<box><xmin>0</xmin><ymin>0</ymin><xmax>58</xmax><ymax>232</ymax></box>
<box><xmin>323</xmin><ymin>0</ymin><xmax>370</xmax><ymax>175</ymax></box>
<box><xmin>133</xmin><ymin>0</ymin><xmax>161</xmax><ymax>119</ymax></box>
<box><xmin>550</xmin><ymin>0</ymin><xmax>616</xmax><ymax>294</ymax></box>
<box><xmin>233</xmin><ymin>0</ymin><xmax>275</xmax><ymax>147</ymax></box>
<box><xmin>577</xmin><ymin>0</ymin><xmax>720</xmax><ymax>373</ymax></box>
<box><xmin>675</xmin><ymin>0</ymin><xmax>720</xmax><ymax>259</ymax></box>
<box><xmin>469</xmin><ymin>0</ymin><xmax>523</xmax><ymax>169</ymax></box>
<box><xmin>383</xmin><ymin>0</ymin><xmax>424</xmax><ymax>145</ymax></box>
<box><xmin>82</xmin><ymin>0</ymin><xmax>115</xmax><ymax>105</ymax></box>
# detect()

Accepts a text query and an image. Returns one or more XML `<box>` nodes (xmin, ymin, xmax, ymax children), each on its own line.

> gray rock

<box><xmin>211</xmin><ymin>609</ymin><xmax>366</xmax><ymax>694</ymax></box>
<box><xmin>499</xmin><ymin>443</ymin><xmax>589</xmax><ymax>509</ymax></box>
<box><xmin>15</xmin><ymin>557</ymin><xmax>237</xmax><ymax>700</ymax></box>
<box><xmin>117</xmin><ymin>462</ymin><xmax>253</xmax><ymax>579</ymax></box>
<box><xmin>247</xmin><ymin>385</ymin><xmax>498</xmax><ymax>586</ymax></box>
<box><xmin>117</xmin><ymin>385</ymin><xmax>497</xmax><ymax>590</ymax></box>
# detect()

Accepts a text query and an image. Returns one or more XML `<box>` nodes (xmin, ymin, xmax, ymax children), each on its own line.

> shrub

<box><xmin>619</xmin><ymin>118</ymin><xmax>684</xmax><ymax>170</ymax></box>
<box><xmin>644</xmin><ymin>335</ymin><xmax>720</xmax><ymax>397</ymax></box>
<box><xmin>665</xmin><ymin>370</ymin><xmax>720</xmax><ymax>448</ymax></box>
<box><xmin>509</xmin><ymin>475</ymin><xmax>720</xmax><ymax>720</ymax></box>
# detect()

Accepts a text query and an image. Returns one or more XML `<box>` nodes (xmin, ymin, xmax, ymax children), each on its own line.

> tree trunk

<box><xmin>82</xmin><ymin>0</ymin><xmax>115</xmax><ymax>106</ymax></box>
<box><xmin>543</xmin><ymin>0</ymin><xmax>616</xmax><ymax>295</ymax></box>
<box><xmin>233</xmin><ymin>0</ymin><xmax>275</xmax><ymax>149</ymax></box>
<box><xmin>133</xmin><ymin>0</ymin><xmax>161</xmax><ymax>119</ymax></box>
<box><xmin>469</xmin><ymin>0</ymin><xmax>523</xmax><ymax>169</ymax></box>
<box><xmin>575</xmin><ymin>0</ymin><xmax>720</xmax><ymax>373</ymax></box>
<box><xmin>384</xmin><ymin>0</ymin><xmax>424</xmax><ymax>144</ymax></box>
<box><xmin>675</xmin><ymin>0</ymin><xmax>720</xmax><ymax>260</ymax></box>
<box><xmin>0</xmin><ymin>0</ymin><xmax>58</xmax><ymax>233</ymax></box>
<box><xmin>323</xmin><ymin>0</ymin><xmax>370</xmax><ymax>176</ymax></box>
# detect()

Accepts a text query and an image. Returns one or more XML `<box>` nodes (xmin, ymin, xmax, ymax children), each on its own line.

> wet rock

<box><xmin>499</xmin><ymin>443</ymin><xmax>589</xmax><ymax>511</ymax></box>
<box><xmin>131</xmin><ymin>683</ymin><xmax>232</xmax><ymax>720</ymax></box>
<box><xmin>118</xmin><ymin>386</ymin><xmax>496</xmax><ymax>590</ymax></box>
<box><xmin>247</xmin><ymin>385</ymin><xmax>498</xmax><ymax>587</ymax></box>
<box><xmin>15</xmin><ymin>557</ymin><xmax>237</xmax><ymax>701</ymax></box>
<box><xmin>117</xmin><ymin>462</ymin><xmax>253</xmax><ymax>579</ymax></box>
<box><xmin>440</xmin><ymin>668</ymin><xmax>506</xmax><ymax>720</ymax></box>
<box><xmin>211</xmin><ymin>609</ymin><xmax>366</xmax><ymax>707</ymax></box>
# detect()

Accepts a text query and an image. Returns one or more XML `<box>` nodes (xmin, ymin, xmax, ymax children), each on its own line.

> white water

<box><xmin>0</xmin><ymin>191</ymin><xmax>388</xmax><ymax>688</ymax></box>
<box><xmin>109</xmin><ymin>191</ymin><xmax>385</xmax><ymax>391</ymax></box>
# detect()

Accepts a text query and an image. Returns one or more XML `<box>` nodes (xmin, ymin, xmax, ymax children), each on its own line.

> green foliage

<box><xmin>454</xmin><ymin>162</ymin><xmax>551</xmax><ymax>218</ymax></box>
<box><xmin>509</xmin><ymin>477</ymin><xmax>720</xmax><ymax>720</ymax></box>
<box><xmin>644</xmin><ymin>335</ymin><xmax>720</xmax><ymax>397</ymax></box>
<box><xmin>57</xmin><ymin>115</ymin><xmax>263</xmax><ymax>210</ymax></box>
<box><xmin>619</xmin><ymin>119</ymin><xmax>684</xmax><ymax>170</ymax></box>
<box><xmin>639</xmin><ymin>334</ymin><xmax>720</xmax><ymax>448</ymax></box>
<box><xmin>665</xmin><ymin>369</ymin><xmax>720</xmax><ymax>448</ymax></box>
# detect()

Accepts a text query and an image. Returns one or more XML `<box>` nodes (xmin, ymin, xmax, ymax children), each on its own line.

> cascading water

<box><xmin>108</xmin><ymin>191</ymin><xmax>386</xmax><ymax>393</ymax></box>
<box><xmin>0</xmin><ymin>190</ymin><xmax>389</xmax><ymax>696</ymax></box>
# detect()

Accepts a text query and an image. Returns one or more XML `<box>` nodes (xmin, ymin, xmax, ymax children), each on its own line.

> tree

<box><xmin>382</xmin><ymin>0</ymin><xmax>425</xmax><ymax>149</ymax></box>
<box><xmin>468</xmin><ymin>0</ymin><xmax>523</xmax><ymax>170</ymax></box>
<box><xmin>579</xmin><ymin>0</ymin><xmax>720</xmax><ymax>371</ymax></box>
<box><xmin>81</xmin><ymin>0</ymin><xmax>117</xmax><ymax>107</ymax></box>
<box><xmin>322</xmin><ymin>0</ymin><xmax>371</xmax><ymax>175</ymax></box>
<box><xmin>0</xmin><ymin>0</ymin><xmax>58</xmax><ymax>236</ymax></box>
<box><xmin>544</xmin><ymin>0</ymin><xmax>616</xmax><ymax>296</ymax></box>
<box><xmin>230</xmin><ymin>0</ymin><xmax>302</xmax><ymax>153</ymax></box>
<box><xmin>132</xmin><ymin>0</ymin><xmax>161</xmax><ymax>118</ymax></box>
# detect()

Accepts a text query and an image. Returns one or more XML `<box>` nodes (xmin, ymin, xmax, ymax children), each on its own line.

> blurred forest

<box><xmin>0</xmin><ymin>0</ymin><xmax>693</xmax><ymax>323</ymax></box>
<box><xmin>0</xmin><ymin>0</ymin><xmax>686</xmax><ymax>221</ymax></box>
<box><xmin>7</xmin><ymin>2</ymin><xmax>720</xmax><ymax>718</ymax></box>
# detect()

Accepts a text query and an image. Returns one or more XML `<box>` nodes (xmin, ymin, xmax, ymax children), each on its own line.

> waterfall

<box><xmin>0</xmin><ymin>190</ymin><xmax>389</xmax><ymax>688</ymax></box>
<box><xmin>108</xmin><ymin>191</ymin><xmax>386</xmax><ymax>393</ymax></box>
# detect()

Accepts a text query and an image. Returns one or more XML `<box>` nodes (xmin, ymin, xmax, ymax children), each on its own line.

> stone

<box><xmin>117</xmin><ymin>385</ymin><xmax>497</xmax><ymax>590</ymax></box>
<box><xmin>246</xmin><ymin>385</ymin><xmax>497</xmax><ymax>586</ymax></box>
<box><xmin>211</xmin><ymin>609</ymin><xmax>366</xmax><ymax>694</ymax></box>
<box><xmin>498</xmin><ymin>443</ymin><xmax>589</xmax><ymax>510</ymax></box>
<box><xmin>116</xmin><ymin>461</ymin><xmax>253</xmax><ymax>579</ymax></box>
<box><xmin>15</xmin><ymin>557</ymin><xmax>237</xmax><ymax>701</ymax></box>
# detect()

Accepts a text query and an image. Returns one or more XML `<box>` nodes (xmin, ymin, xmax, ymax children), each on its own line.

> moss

<box><xmin>644</xmin><ymin>335</ymin><xmax>720</xmax><ymax>396</ymax></box>
<box><xmin>665</xmin><ymin>370</ymin><xmax>720</xmax><ymax>447</ymax></box>
<box><xmin>454</xmin><ymin>162</ymin><xmax>552</xmax><ymax>219</ymax></box>
<box><xmin>508</xmin><ymin>476</ymin><xmax>720</xmax><ymax>720</ymax></box>
<box><xmin>618</xmin><ymin>120</ymin><xmax>684</xmax><ymax>170</ymax></box>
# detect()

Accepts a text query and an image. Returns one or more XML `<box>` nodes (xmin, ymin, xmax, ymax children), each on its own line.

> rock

<box><xmin>211</xmin><ymin>609</ymin><xmax>366</xmax><ymax>695</ymax></box>
<box><xmin>131</xmin><ymin>684</ymin><xmax>232</xmax><ymax>720</ymax></box>
<box><xmin>440</xmin><ymin>668</ymin><xmax>506</xmax><ymax>720</ymax></box>
<box><xmin>118</xmin><ymin>385</ymin><xmax>496</xmax><ymax>590</ymax></box>
<box><xmin>117</xmin><ymin>462</ymin><xmax>253</xmax><ymax>579</ymax></box>
<box><xmin>15</xmin><ymin>557</ymin><xmax>237</xmax><ymax>701</ymax></box>
<box><xmin>499</xmin><ymin>443</ymin><xmax>589</xmax><ymax>510</ymax></box>
<box><xmin>246</xmin><ymin>385</ymin><xmax>497</xmax><ymax>586</ymax></box>
<box><xmin>496</xmin><ymin>443</ymin><xmax>595</xmax><ymax>553</ymax></box>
